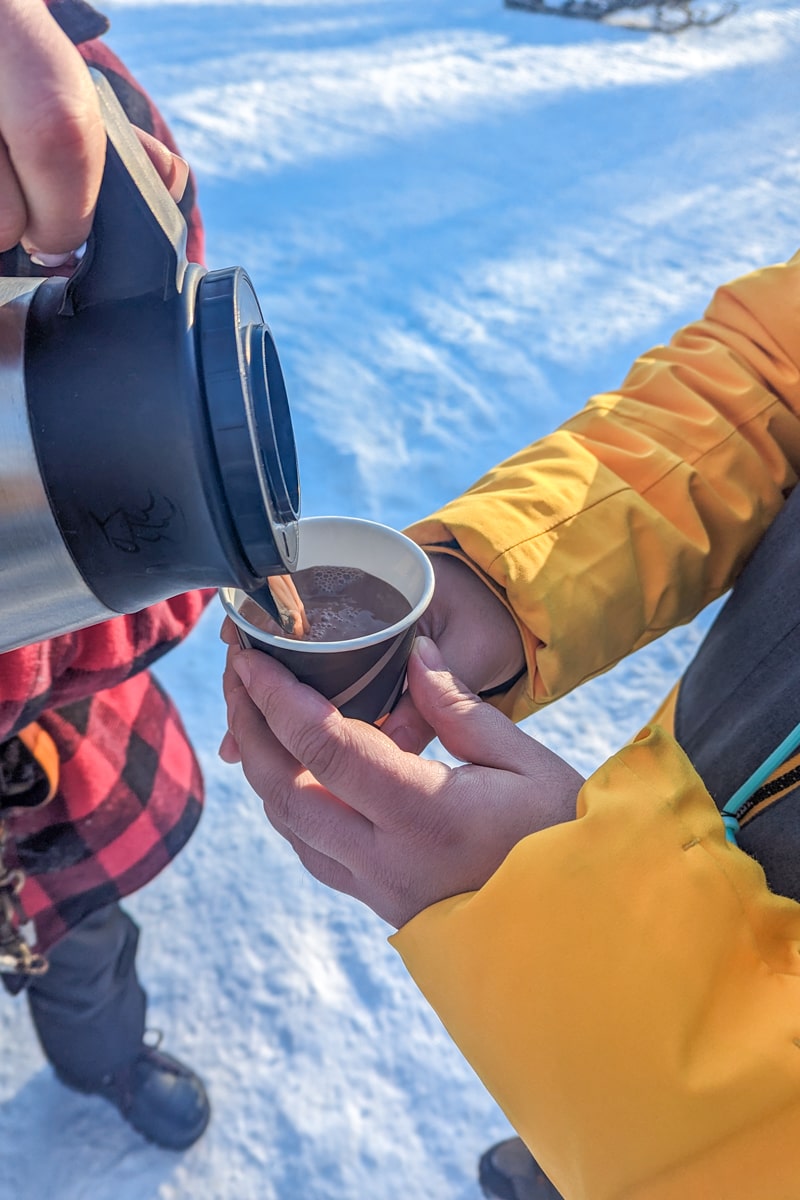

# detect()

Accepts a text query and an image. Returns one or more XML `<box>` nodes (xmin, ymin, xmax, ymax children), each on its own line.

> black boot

<box><xmin>479</xmin><ymin>1137</ymin><xmax>564</xmax><ymax>1199</ymax></box>
<box><xmin>58</xmin><ymin>1035</ymin><xmax>210</xmax><ymax>1151</ymax></box>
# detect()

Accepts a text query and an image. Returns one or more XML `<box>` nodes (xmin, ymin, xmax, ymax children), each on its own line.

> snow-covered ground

<box><xmin>2</xmin><ymin>0</ymin><xmax>799</xmax><ymax>1195</ymax></box>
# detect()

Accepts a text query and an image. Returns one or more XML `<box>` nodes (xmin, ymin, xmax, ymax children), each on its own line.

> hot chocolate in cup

<box><xmin>220</xmin><ymin>516</ymin><xmax>435</xmax><ymax>723</ymax></box>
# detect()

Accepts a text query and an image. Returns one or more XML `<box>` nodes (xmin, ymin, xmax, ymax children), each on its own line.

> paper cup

<box><xmin>220</xmin><ymin>516</ymin><xmax>435</xmax><ymax>723</ymax></box>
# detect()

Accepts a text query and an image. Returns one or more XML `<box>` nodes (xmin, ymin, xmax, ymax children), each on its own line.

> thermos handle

<box><xmin>60</xmin><ymin>69</ymin><xmax>188</xmax><ymax>315</ymax></box>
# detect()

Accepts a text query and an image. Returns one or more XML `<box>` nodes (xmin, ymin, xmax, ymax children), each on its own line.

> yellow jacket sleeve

<box><xmin>406</xmin><ymin>251</ymin><xmax>800</xmax><ymax>721</ymax></box>
<box><xmin>392</xmin><ymin>727</ymin><xmax>800</xmax><ymax>1200</ymax></box>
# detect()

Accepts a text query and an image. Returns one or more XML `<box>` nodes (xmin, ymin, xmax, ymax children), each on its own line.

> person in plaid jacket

<box><xmin>0</xmin><ymin>0</ymin><xmax>213</xmax><ymax>1151</ymax></box>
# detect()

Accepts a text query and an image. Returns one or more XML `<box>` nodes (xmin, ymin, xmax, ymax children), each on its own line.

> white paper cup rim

<box><xmin>220</xmin><ymin>517</ymin><xmax>435</xmax><ymax>654</ymax></box>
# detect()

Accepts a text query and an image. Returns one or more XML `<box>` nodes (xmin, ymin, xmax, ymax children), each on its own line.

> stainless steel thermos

<box><xmin>0</xmin><ymin>72</ymin><xmax>300</xmax><ymax>652</ymax></box>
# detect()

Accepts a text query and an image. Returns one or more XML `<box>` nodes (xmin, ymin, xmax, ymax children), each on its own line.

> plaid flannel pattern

<box><xmin>0</xmin><ymin>0</ymin><xmax>211</xmax><ymax>953</ymax></box>
<box><xmin>4</xmin><ymin>674</ymin><xmax>204</xmax><ymax>951</ymax></box>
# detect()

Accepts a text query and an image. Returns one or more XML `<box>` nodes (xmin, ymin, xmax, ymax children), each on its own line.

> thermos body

<box><xmin>0</xmin><ymin>74</ymin><xmax>300</xmax><ymax>653</ymax></box>
<box><xmin>0</xmin><ymin>278</ymin><xmax>119</xmax><ymax>646</ymax></box>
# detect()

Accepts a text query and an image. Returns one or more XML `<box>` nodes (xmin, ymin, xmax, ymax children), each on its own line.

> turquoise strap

<box><xmin>720</xmin><ymin>717</ymin><xmax>800</xmax><ymax>844</ymax></box>
<box><xmin>721</xmin><ymin>813</ymin><xmax>742</xmax><ymax>845</ymax></box>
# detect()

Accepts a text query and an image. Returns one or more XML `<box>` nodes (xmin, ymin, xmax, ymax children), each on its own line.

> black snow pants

<box><xmin>26</xmin><ymin>903</ymin><xmax>146</xmax><ymax>1087</ymax></box>
<box><xmin>675</xmin><ymin>482</ymin><xmax>800</xmax><ymax>901</ymax></box>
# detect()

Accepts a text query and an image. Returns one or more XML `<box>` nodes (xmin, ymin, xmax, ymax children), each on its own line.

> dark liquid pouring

<box><xmin>240</xmin><ymin>566</ymin><xmax>411</xmax><ymax>642</ymax></box>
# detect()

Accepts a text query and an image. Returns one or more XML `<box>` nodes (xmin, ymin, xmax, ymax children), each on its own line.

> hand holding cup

<box><xmin>221</xmin><ymin>633</ymin><xmax>583</xmax><ymax>929</ymax></box>
<box><xmin>221</xmin><ymin>517</ymin><xmax>435</xmax><ymax>724</ymax></box>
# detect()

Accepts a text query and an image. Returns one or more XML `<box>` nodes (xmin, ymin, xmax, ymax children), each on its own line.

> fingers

<box><xmin>380</xmin><ymin>687</ymin><xmax>435</xmax><ymax>756</ymax></box>
<box><xmin>223</xmin><ymin>650</ymin><xmax>309</xmax><ymax>797</ymax></box>
<box><xmin>220</xmin><ymin>615</ymin><xmax>243</xmax><ymax>648</ymax></box>
<box><xmin>218</xmin><ymin>729</ymin><xmax>241</xmax><ymax>763</ymax></box>
<box><xmin>224</xmin><ymin>653</ymin><xmax>378</xmax><ymax>865</ymax></box>
<box><xmin>221</xmin><ymin>636</ymin><xmax>582</xmax><ymax>930</ymax></box>
<box><xmin>405</xmin><ymin>637</ymin><xmax>585</xmax><ymax>809</ymax></box>
<box><xmin>228</xmin><ymin>648</ymin><xmax>446</xmax><ymax>825</ymax></box>
<box><xmin>0</xmin><ymin>0</ymin><xmax>187</xmax><ymax>259</ymax></box>
<box><xmin>219</xmin><ymin>636</ymin><xmax>252</xmax><ymax>761</ymax></box>
<box><xmin>219</xmin><ymin>634</ymin><xmax>253</xmax><ymax>759</ymax></box>
<box><xmin>0</xmin><ymin>142</ymin><xmax>26</xmax><ymax>252</ymax></box>
<box><xmin>403</xmin><ymin>637</ymin><xmax>531</xmax><ymax>770</ymax></box>
<box><xmin>381</xmin><ymin>554</ymin><xmax>528</xmax><ymax>756</ymax></box>
<box><xmin>278</xmin><ymin>832</ymin><xmax>359</xmax><ymax>901</ymax></box>
<box><xmin>0</xmin><ymin>0</ymin><xmax>106</xmax><ymax>255</ymax></box>
<box><xmin>133</xmin><ymin>127</ymin><xmax>189</xmax><ymax>203</ymax></box>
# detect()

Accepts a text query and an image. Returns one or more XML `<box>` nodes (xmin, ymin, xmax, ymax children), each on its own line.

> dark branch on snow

<box><xmin>504</xmin><ymin>0</ymin><xmax>737</xmax><ymax>32</ymax></box>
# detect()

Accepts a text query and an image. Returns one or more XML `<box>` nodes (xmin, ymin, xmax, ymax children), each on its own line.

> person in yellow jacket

<box><xmin>220</xmin><ymin>247</ymin><xmax>800</xmax><ymax>1200</ymax></box>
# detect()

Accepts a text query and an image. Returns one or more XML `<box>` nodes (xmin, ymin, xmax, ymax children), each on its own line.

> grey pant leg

<box><xmin>27</xmin><ymin>903</ymin><xmax>146</xmax><ymax>1086</ymax></box>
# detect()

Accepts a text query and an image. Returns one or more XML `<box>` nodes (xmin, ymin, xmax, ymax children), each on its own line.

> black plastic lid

<box><xmin>196</xmin><ymin>267</ymin><xmax>300</xmax><ymax>577</ymax></box>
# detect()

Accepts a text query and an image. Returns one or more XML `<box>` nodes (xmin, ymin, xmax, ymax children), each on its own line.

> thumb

<box><xmin>134</xmin><ymin>128</ymin><xmax>190</xmax><ymax>202</ymax></box>
<box><xmin>406</xmin><ymin>636</ymin><xmax>533</xmax><ymax>770</ymax></box>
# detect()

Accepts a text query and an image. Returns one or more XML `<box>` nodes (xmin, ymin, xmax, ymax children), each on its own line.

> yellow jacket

<box><xmin>393</xmin><ymin>250</ymin><xmax>800</xmax><ymax>1199</ymax></box>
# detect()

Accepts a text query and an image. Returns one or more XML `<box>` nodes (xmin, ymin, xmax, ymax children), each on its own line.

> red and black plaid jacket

<box><xmin>0</xmin><ymin>0</ymin><xmax>213</xmax><ymax>954</ymax></box>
